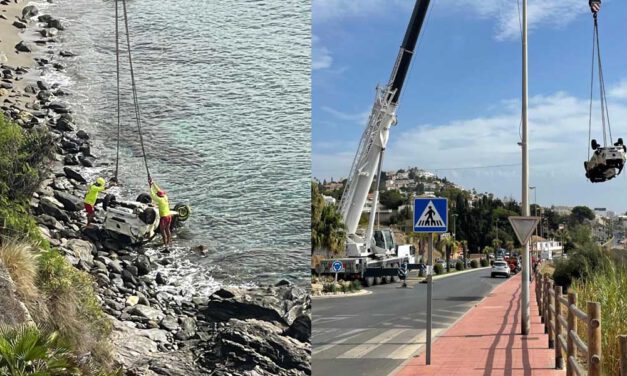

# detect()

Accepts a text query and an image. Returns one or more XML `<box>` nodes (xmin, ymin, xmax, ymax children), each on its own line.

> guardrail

<box><xmin>535</xmin><ymin>271</ymin><xmax>601</xmax><ymax>376</ymax></box>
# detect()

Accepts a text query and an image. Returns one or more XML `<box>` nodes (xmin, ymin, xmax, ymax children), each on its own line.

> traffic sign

<box><xmin>413</xmin><ymin>198</ymin><xmax>448</xmax><ymax>233</ymax></box>
<box><xmin>331</xmin><ymin>260</ymin><xmax>344</xmax><ymax>273</ymax></box>
<box><xmin>508</xmin><ymin>216</ymin><xmax>541</xmax><ymax>245</ymax></box>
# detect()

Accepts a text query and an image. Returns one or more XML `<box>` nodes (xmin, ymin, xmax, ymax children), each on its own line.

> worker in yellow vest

<box><xmin>149</xmin><ymin>178</ymin><xmax>172</xmax><ymax>248</ymax></box>
<box><xmin>84</xmin><ymin>177</ymin><xmax>113</xmax><ymax>225</ymax></box>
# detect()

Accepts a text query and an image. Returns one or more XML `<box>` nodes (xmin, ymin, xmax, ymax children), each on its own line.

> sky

<box><xmin>312</xmin><ymin>0</ymin><xmax>627</xmax><ymax>213</ymax></box>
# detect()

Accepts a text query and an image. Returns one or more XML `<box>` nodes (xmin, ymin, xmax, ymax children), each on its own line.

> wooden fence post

<box><xmin>547</xmin><ymin>280</ymin><xmax>554</xmax><ymax>348</ymax></box>
<box><xmin>619</xmin><ymin>335</ymin><xmax>627</xmax><ymax>376</ymax></box>
<box><xmin>555</xmin><ymin>285</ymin><xmax>563</xmax><ymax>369</ymax></box>
<box><xmin>543</xmin><ymin>276</ymin><xmax>549</xmax><ymax>331</ymax></box>
<box><xmin>588</xmin><ymin>302</ymin><xmax>601</xmax><ymax>376</ymax></box>
<box><xmin>566</xmin><ymin>291</ymin><xmax>577</xmax><ymax>376</ymax></box>
<box><xmin>538</xmin><ymin>273</ymin><xmax>543</xmax><ymax>318</ymax></box>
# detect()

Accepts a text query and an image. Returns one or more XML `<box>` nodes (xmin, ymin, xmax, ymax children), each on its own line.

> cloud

<box><xmin>313</xmin><ymin>91</ymin><xmax>627</xmax><ymax>210</ymax></box>
<box><xmin>314</xmin><ymin>0</ymin><xmax>590</xmax><ymax>41</ymax></box>
<box><xmin>312</xmin><ymin>35</ymin><xmax>333</xmax><ymax>70</ymax></box>
<box><xmin>321</xmin><ymin>106</ymin><xmax>370</xmax><ymax>124</ymax></box>
<box><xmin>609</xmin><ymin>79</ymin><xmax>627</xmax><ymax>99</ymax></box>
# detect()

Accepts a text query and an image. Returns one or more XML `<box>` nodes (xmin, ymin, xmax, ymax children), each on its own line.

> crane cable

<box><xmin>587</xmin><ymin>9</ymin><xmax>613</xmax><ymax>160</ymax></box>
<box><xmin>113</xmin><ymin>0</ymin><xmax>152</xmax><ymax>184</ymax></box>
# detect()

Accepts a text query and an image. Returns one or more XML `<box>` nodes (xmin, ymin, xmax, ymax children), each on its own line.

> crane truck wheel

<box><xmin>136</xmin><ymin>193</ymin><xmax>152</xmax><ymax>204</ymax></box>
<box><xmin>382</xmin><ymin>275</ymin><xmax>391</xmax><ymax>284</ymax></box>
<box><xmin>390</xmin><ymin>263</ymin><xmax>398</xmax><ymax>283</ymax></box>
<box><xmin>374</xmin><ymin>276</ymin><xmax>382</xmax><ymax>285</ymax></box>
<box><xmin>363</xmin><ymin>276</ymin><xmax>374</xmax><ymax>287</ymax></box>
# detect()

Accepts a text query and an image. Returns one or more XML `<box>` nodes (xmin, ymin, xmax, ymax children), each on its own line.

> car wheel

<box><xmin>136</xmin><ymin>193</ymin><xmax>152</xmax><ymax>204</ymax></box>
<box><xmin>103</xmin><ymin>194</ymin><xmax>117</xmax><ymax>210</ymax></box>
<box><xmin>491</xmin><ymin>273</ymin><xmax>495</xmax><ymax>278</ymax></box>
<box><xmin>174</xmin><ymin>204</ymin><xmax>191</xmax><ymax>222</ymax></box>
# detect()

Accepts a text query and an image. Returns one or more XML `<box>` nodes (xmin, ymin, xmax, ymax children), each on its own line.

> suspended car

<box><xmin>102</xmin><ymin>193</ymin><xmax>191</xmax><ymax>245</ymax></box>
<box><xmin>584</xmin><ymin>138</ymin><xmax>626</xmax><ymax>183</ymax></box>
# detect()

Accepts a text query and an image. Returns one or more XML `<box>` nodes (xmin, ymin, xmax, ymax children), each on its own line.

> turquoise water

<box><xmin>35</xmin><ymin>0</ymin><xmax>310</xmax><ymax>293</ymax></box>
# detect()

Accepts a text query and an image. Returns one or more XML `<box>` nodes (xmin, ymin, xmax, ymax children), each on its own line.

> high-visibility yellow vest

<box><xmin>84</xmin><ymin>184</ymin><xmax>105</xmax><ymax>205</ymax></box>
<box><xmin>150</xmin><ymin>183</ymin><xmax>170</xmax><ymax>217</ymax></box>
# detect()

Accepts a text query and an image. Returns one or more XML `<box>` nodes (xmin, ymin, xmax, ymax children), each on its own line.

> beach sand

<box><xmin>0</xmin><ymin>0</ymin><xmax>37</xmax><ymax>105</ymax></box>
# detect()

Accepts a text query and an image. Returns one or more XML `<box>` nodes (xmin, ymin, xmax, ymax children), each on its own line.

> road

<box><xmin>312</xmin><ymin>268</ymin><xmax>508</xmax><ymax>376</ymax></box>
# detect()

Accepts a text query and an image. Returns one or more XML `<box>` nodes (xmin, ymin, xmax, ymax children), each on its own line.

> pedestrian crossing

<box><xmin>313</xmin><ymin>305</ymin><xmax>471</xmax><ymax>361</ymax></box>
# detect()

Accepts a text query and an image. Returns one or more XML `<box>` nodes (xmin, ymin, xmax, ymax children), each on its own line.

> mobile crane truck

<box><xmin>316</xmin><ymin>0</ymin><xmax>431</xmax><ymax>287</ymax></box>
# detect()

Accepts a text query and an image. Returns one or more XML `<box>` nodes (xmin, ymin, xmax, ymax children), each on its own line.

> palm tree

<box><xmin>505</xmin><ymin>240</ymin><xmax>515</xmax><ymax>253</ymax></box>
<box><xmin>311</xmin><ymin>183</ymin><xmax>347</xmax><ymax>255</ymax></box>
<box><xmin>439</xmin><ymin>236</ymin><xmax>456</xmax><ymax>273</ymax></box>
<box><xmin>0</xmin><ymin>324</ymin><xmax>76</xmax><ymax>375</ymax></box>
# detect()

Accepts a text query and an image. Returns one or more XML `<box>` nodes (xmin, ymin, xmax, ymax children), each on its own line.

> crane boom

<box><xmin>339</xmin><ymin>0</ymin><xmax>431</xmax><ymax>236</ymax></box>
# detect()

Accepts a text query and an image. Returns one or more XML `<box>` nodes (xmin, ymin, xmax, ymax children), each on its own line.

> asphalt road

<box><xmin>312</xmin><ymin>268</ymin><xmax>508</xmax><ymax>376</ymax></box>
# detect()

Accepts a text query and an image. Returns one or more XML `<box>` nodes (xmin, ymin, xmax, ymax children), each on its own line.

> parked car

<box><xmin>491</xmin><ymin>261</ymin><xmax>511</xmax><ymax>278</ymax></box>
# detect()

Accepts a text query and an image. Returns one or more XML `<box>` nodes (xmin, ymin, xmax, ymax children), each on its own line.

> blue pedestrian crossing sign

<box><xmin>413</xmin><ymin>198</ymin><xmax>448</xmax><ymax>233</ymax></box>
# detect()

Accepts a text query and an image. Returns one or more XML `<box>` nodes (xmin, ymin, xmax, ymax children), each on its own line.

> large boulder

<box><xmin>63</xmin><ymin>167</ymin><xmax>87</xmax><ymax>183</ymax></box>
<box><xmin>284</xmin><ymin>314</ymin><xmax>310</xmax><ymax>342</ymax></box>
<box><xmin>65</xmin><ymin>239</ymin><xmax>95</xmax><ymax>265</ymax></box>
<box><xmin>39</xmin><ymin>199</ymin><xmax>70</xmax><ymax>222</ymax></box>
<box><xmin>135</xmin><ymin>254</ymin><xmax>152</xmax><ymax>276</ymax></box>
<box><xmin>129</xmin><ymin>305</ymin><xmax>165</xmax><ymax>321</ymax></box>
<box><xmin>15</xmin><ymin>41</ymin><xmax>32</xmax><ymax>53</ymax></box>
<box><xmin>53</xmin><ymin>190</ymin><xmax>83</xmax><ymax>211</ymax></box>
<box><xmin>201</xmin><ymin>318</ymin><xmax>311</xmax><ymax>376</ymax></box>
<box><xmin>22</xmin><ymin>5</ymin><xmax>39</xmax><ymax>18</ymax></box>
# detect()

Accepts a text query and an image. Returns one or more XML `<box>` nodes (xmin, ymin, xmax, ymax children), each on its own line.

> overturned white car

<box><xmin>584</xmin><ymin>138</ymin><xmax>626</xmax><ymax>183</ymax></box>
<box><xmin>102</xmin><ymin>193</ymin><xmax>190</xmax><ymax>245</ymax></box>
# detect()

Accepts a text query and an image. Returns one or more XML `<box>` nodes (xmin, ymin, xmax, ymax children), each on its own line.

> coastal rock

<box><xmin>55</xmin><ymin>116</ymin><xmax>75</xmax><ymax>131</ymax></box>
<box><xmin>15</xmin><ymin>41</ymin><xmax>32</xmax><ymax>53</ymax></box>
<box><xmin>39</xmin><ymin>28</ymin><xmax>58</xmax><ymax>37</ymax></box>
<box><xmin>130</xmin><ymin>305</ymin><xmax>165</xmax><ymax>321</ymax></box>
<box><xmin>48</xmin><ymin>101</ymin><xmax>71</xmax><ymax>114</ymax></box>
<box><xmin>39</xmin><ymin>199</ymin><xmax>70</xmax><ymax>222</ymax></box>
<box><xmin>36</xmin><ymin>80</ymin><xmax>49</xmax><ymax>91</ymax></box>
<box><xmin>12</xmin><ymin>21</ymin><xmax>27</xmax><ymax>29</ymax></box>
<box><xmin>35</xmin><ymin>214</ymin><xmax>63</xmax><ymax>231</ymax></box>
<box><xmin>48</xmin><ymin>19</ymin><xmax>65</xmax><ymax>31</ymax></box>
<box><xmin>63</xmin><ymin>167</ymin><xmax>87</xmax><ymax>183</ymax></box>
<box><xmin>38</xmin><ymin>14</ymin><xmax>53</xmax><ymax>23</ymax></box>
<box><xmin>59</xmin><ymin>50</ymin><xmax>75</xmax><ymax>57</ymax></box>
<box><xmin>63</xmin><ymin>155</ymin><xmax>79</xmax><ymax>166</ymax></box>
<box><xmin>284</xmin><ymin>314</ymin><xmax>310</xmax><ymax>343</ymax></box>
<box><xmin>135</xmin><ymin>254</ymin><xmax>152</xmax><ymax>276</ymax></box>
<box><xmin>155</xmin><ymin>272</ymin><xmax>168</xmax><ymax>285</ymax></box>
<box><xmin>53</xmin><ymin>190</ymin><xmax>83</xmax><ymax>211</ymax></box>
<box><xmin>22</xmin><ymin>5</ymin><xmax>39</xmax><ymax>19</ymax></box>
<box><xmin>202</xmin><ymin>318</ymin><xmax>311</xmax><ymax>376</ymax></box>
<box><xmin>66</xmin><ymin>239</ymin><xmax>95</xmax><ymax>265</ymax></box>
<box><xmin>78</xmin><ymin>155</ymin><xmax>95</xmax><ymax>167</ymax></box>
<box><xmin>76</xmin><ymin>130</ymin><xmax>89</xmax><ymax>139</ymax></box>
<box><xmin>37</xmin><ymin>90</ymin><xmax>52</xmax><ymax>102</ymax></box>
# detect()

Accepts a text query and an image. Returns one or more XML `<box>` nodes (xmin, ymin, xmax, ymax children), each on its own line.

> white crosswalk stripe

<box><xmin>336</xmin><ymin>329</ymin><xmax>407</xmax><ymax>358</ymax></box>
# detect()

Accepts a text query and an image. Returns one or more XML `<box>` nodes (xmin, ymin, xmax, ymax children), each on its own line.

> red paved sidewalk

<box><xmin>395</xmin><ymin>273</ymin><xmax>564</xmax><ymax>376</ymax></box>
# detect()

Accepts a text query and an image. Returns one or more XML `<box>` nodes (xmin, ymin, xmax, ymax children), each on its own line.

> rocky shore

<box><xmin>0</xmin><ymin>1</ymin><xmax>311</xmax><ymax>375</ymax></box>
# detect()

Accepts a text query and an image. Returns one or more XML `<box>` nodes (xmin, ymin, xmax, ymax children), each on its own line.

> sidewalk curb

<box><xmin>387</xmin><ymin>272</ymin><xmax>523</xmax><ymax>376</ymax></box>
<box><xmin>311</xmin><ymin>289</ymin><xmax>373</xmax><ymax>299</ymax></box>
<box><xmin>417</xmin><ymin>266</ymin><xmax>491</xmax><ymax>282</ymax></box>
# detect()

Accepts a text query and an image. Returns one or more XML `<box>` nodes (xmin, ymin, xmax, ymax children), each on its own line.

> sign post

<box><xmin>414</xmin><ymin>197</ymin><xmax>448</xmax><ymax>365</ymax></box>
<box><xmin>508</xmin><ymin>215</ymin><xmax>540</xmax><ymax>334</ymax></box>
<box><xmin>331</xmin><ymin>260</ymin><xmax>344</xmax><ymax>283</ymax></box>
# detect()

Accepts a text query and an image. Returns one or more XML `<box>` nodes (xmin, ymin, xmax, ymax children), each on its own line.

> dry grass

<box><xmin>571</xmin><ymin>261</ymin><xmax>627</xmax><ymax>375</ymax></box>
<box><xmin>0</xmin><ymin>239</ymin><xmax>39</xmax><ymax>302</ymax></box>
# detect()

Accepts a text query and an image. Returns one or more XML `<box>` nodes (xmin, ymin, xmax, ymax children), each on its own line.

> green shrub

<box><xmin>480</xmin><ymin>259</ymin><xmax>488</xmax><ymax>267</ymax></box>
<box><xmin>351</xmin><ymin>279</ymin><xmax>361</xmax><ymax>291</ymax></box>
<box><xmin>455</xmin><ymin>261</ymin><xmax>464</xmax><ymax>271</ymax></box>
<box><xmin>330</xmin><ymin>282</ymin><xmax>340</xmax><ymax>294</ymax></box>
<box><xmin>553</xmin><ymin>246</ymin><xmax>607</xmax><ymax>290</ymax></box>
<box><xmin>433</xmin><ymin>263</ymin><xmax>444</xmax><ymax>275</ymax></box>
<box><xmin>0</xmin><ymin>324</ymin><xmax>77</xmax><ymax>375</ymax></box>
<box><xmin>471</xmin><ymin>259</ymin><xmax>479</xmax><ymax>268</ymax></box>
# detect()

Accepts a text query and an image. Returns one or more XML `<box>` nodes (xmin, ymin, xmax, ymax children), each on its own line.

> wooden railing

<box><xmin>535</xmin><ymin>271</ymin><xmax>602</xmax><ymax>376</ymax></box>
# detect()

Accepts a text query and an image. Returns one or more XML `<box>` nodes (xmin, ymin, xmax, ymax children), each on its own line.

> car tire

<box><xmin>136</xmin><ymin>193</ymin><xmax>152</xmax><ymax>204</ymax></box>
<box><xmin>103</xmin><ymin>194</ymin><xmax>117</xmax><ymax>210</ymax></box>
<box><xmin>491</xmin><ymin>273</ymin><xmax>495</xmax><ymax>278</ymax></box>
<box><xmin>139</xmin><ymin>208</ymin><xmax>157</xmax><ymax>225</ymax></box>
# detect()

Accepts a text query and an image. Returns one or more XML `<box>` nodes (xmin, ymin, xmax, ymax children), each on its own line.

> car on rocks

<box><xmin>101</xmin><ymin>192</ymin><xmax>191</xmax><ymax>245</ymax></box>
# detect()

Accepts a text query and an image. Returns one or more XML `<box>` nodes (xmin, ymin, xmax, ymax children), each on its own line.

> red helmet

<box><xmin>157</xmin><ymin>190</ymin><xmax>166</xmax><ymax>197</ymax></box>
